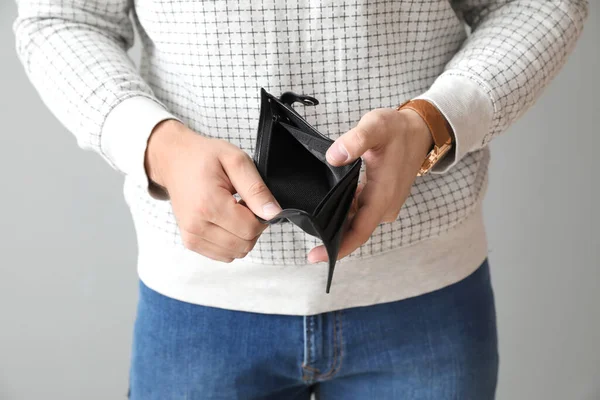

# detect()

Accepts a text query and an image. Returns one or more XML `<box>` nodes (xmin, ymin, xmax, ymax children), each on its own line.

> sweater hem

<box><xmin>134</xmin><ymin>200</ymin><xmax>488</xmax><ymax>315</ymax></box>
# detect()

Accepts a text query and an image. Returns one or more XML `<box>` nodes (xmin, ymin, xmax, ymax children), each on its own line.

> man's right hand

<box><xmin>144</xmin><ymin>120</ymin><xmax>282</xmax><ymax>262</ymax></box>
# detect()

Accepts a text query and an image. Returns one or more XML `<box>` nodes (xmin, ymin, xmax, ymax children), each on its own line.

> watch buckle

<box><xmin>417</xmin><ymin>139</ymin><xmax>452</xmax><ymax>176</ymax></box>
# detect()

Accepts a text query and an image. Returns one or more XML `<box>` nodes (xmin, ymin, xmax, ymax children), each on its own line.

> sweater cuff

<box><xmin>415</xmin><ymin>72</ymin><xmax>494</xmax><ymax>173</ymax></box>
<box><xmin>101</xmin><ymin>96</ymin><xmax>179</xmax><ymax>199</ymax></box>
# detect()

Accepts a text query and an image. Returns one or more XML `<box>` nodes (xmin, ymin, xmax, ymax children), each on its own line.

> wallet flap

<box><xmin>277</xmin><ymin>121</ymin><xmax>331</xmax><ymax>161</ymax></box>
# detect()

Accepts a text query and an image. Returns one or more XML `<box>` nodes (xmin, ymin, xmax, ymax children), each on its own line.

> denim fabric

<box><xmin>129</xmin><ymin>260</ymin><xmax>498</xmax><ymax>399</ymax></box>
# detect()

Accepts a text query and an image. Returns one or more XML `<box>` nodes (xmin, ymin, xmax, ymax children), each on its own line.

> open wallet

<box><xmin>252</xmin><ymin>88</ymin><xmax>362</xmax><ymax>293</ymax></box>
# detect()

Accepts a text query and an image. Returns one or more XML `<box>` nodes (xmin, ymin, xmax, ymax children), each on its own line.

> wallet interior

<box><xmin>265</xmin><ymin>119</ymin><xmax>350</xmax><ymax>214</ymax></box>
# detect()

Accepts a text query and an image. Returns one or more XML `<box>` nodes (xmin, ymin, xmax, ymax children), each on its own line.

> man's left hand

<box><xmin>307</xmin><ymin>107</ymin><xmax>434</xmax><ymax>263</ymax></box>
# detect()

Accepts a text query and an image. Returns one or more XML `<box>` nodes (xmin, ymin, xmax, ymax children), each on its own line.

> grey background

<box><xmin>1</xmin><ymin>2</ymin><xmax>598</xmax><ymax>399</ymax></box>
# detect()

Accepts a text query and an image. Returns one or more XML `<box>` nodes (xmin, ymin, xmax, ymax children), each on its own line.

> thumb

<box><xmin>223</xmin><ymin>153</ymin><xmax>282</xmax><ymax>220</ymax></box>
<box><xmin>326</xmin><ymin>115</ymin><xmax>386</xmax><ymax>166</ymax></box>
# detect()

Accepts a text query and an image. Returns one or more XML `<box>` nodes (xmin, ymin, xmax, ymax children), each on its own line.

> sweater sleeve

<box><xmin>13</xmin><ymin>0</ymin><xmax>178</xmax><ymax>192</ymax></box>
<box><xmin>416</xmin><ymin>0</ymin><xmax>589</xmax><ymax>173</ymax></box>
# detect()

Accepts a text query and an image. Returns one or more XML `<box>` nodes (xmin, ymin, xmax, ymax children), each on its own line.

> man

<box><xmin>14</xmin><ymin>0</ymin><xmax>588</xmax><ymax>399</ymax></box>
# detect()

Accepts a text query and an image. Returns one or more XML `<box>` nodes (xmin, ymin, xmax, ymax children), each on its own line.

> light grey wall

<box><xmin>1</xmin><ymin>2</ymin><xmax>598</xmax><ymax>399</ymax></box>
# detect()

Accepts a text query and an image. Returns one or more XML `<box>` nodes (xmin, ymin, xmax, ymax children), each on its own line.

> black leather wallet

<box><xmin>253</xmin><ymin>88</ymin><xmax>362</xmax><ymax>293</ymax></box>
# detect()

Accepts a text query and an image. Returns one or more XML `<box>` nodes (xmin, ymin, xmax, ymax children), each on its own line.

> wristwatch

<box><xmin>397</xmin><ymin>99</ymin><xmax>454</xmax><ymax>176</ymax></box>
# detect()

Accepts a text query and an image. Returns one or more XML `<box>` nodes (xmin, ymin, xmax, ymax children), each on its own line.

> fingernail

<box><xmin>263</xmin><ymin>202</ymin><xmax>281</xmax><ymax>218</ymax></box>
<box><xmin>327</xmin><ymin>143</ymin><xmax>348</xmax><ymax>164</ymax></box>
<box><xmin>307</xmin><ymin>255</ymin><xmax>321</xmax><ymax>264</ymax></box>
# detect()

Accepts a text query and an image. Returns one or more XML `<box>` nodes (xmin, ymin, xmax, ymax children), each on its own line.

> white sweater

<box><xmin>14</xmin><ymin>0</ymin><xmax>588</xmax><ymax>314</ymax></box>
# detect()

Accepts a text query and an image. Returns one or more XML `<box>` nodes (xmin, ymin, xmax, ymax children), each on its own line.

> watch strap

<box><xmin>397</xmin><ymin>99</ymin><xmax>454</xmax><ymax>175</ymax></box>
<box><xmin>398</xmin><ymin>99</ymin><xmax>453</xmax><ymax>147</ymax></box>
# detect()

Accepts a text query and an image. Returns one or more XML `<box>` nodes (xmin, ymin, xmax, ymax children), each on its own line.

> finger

<box><xmin>349</xmin><ymin>183</ymin><xmax>364</xmax><ymax>217</ymax></box>
<box><xmin>326</xmin><ymin>113</ymin><xmax>386</xmax><ymax>166</ymax></box>
<box><xmin>338</xmin><ymin>185</ymin><xmax>383</xmax><ymax>258</ymax></box>
<box><xmin>308</xmin><ymin>183</ymin><xmax>385</xmax><ymax>262</ymax></box>
<box><xmin>307</xmin><ymin>182</ymin><xmax>364</xmax><ymax>263</ymax></box>
<box><xmin>307</xmin><ymin>245</ymin><xmax>326</xmax><ymax>263</ymax></box>
<box><xmin>199</xmin><ymin>222</ymin><xmax>261</xmax><ymax>256</ymax></box>
<box><xmin>221</xmin><ymin>151</ymin><xmax>282</xmax><ymax>220</ymax></box>
<box><xmin>197</xmin><ymin>186</ymin><xmax>267</xmax><ymax>240</ymax></box>
<box><xmin>355</xmin><ymin>181</ymin><xmax>365</xmax><ymax>198</ymax></box>
<box><xmin>182</xmin><ymin>235</ymin><xmax>240</xmax><ymax>263</ymax></box>
<box><xmin>381</xmin><ymin>206</ymin><xmax>401</xmax><ymax>223</ymax></box>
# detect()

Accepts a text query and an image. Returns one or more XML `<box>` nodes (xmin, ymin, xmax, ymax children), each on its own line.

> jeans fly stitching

<box><xmin>316</xmin><ymin>310</ymin><xmax>343</xmax><ymax>380</ymax></box>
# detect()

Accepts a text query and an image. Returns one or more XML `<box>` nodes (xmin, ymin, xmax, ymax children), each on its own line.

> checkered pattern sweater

<box><xmin>14</xmin><ymin>0</ymin><xmax>588</xmax><ymax>312</ymax></box>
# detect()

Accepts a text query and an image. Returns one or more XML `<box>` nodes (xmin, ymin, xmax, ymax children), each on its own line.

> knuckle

<box><xmin>205</xmin><ymin>252</ymin><xmax>233</xmax><ymax>263</ymax></box>
<box><xmin>361</xmin><ymin>111</ymin><xmax>389</xmax><ymax>141</ymax></box>
<box><xmin>240</xmin><ymin>240</ymin><xmax>256</xmax><ymax>255</ymax></box>
<box><xmin>353</xmin><ymin>126</ymin><xmax>370</xmax><ymax>151</ymax></box>
<box><xmin>203</xmin><ymin>253</ymin><xmax>218</xmax><ymax>261</ymax></box>
<box><xmin>367</xmin><ymin>110</ymin><xmax>389</xmax><ymax>130</ymax></box>
<box><xmin>382</xmin><ymin>208</ymin><xmax>400</xmax><ymax>223</ymax></box>
<box><xmin>186</xmin><ymin>220</ymin><xmax>206</xmax><ymax>236</ymax></box>
<box><xmin>244</xmin><ymin>241</ymin><xmax>257</xmax><ymax>253</ymax></box>
<box><xmin>237</xmin><ymin>241</ymin><xmax>251</xmax><ymax>254</ymax></box>
<box><xmin>251</xmin><ymin>223</ymin><xmax>266</xmax><ymax>239</ymax></box>
<box><xmin>358</xmin><ymin>233</ymin><xmax>371</xmax><ymax>246</ymax></box>
<box><xmin>224</xmin><ymin>236</ymin><xmax>240</xmax><ymax>251</ymax></box>
<box><xmin>382</xmin><ymin>215</ymin><xmax>396</xmax><ymax>223</ymax></box>
<box><xmin>196</xmin><ymin>202</ymin><xmax>212</xmax><ymax>218</ymax></box>
<box><xmin>181</xmin><ymin>234</ymin><xmax>197</xmax><ymax>250</ymax></box>
<box><xmin>239</xmin><ymin>220</ymin><xmax>265</xmax><ymax>241</ymax></box>
<box><xmin>196</xmin><ymin>203</ymin><xmax>214</xmax><ymax>221</ymax></box>
<box><xmin>247</xmin><ymin>180</ymin><xmax>270</xmax><ymax>199</ymax></box>
<box><xmin>228</xmin><ymin>151</ymin><xmax>252</xmax><ymax>168</ymax></box>
<box><xmin>241</xmin><ymin>230</ymin><xmax>257</xmax><ymax>241</ymax></box>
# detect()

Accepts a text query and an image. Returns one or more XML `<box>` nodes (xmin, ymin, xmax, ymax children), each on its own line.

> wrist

<box><xmin>397</xmin><ymin>109</ymin><xmax>434</xmax><ymax>163</ymax></box>
<box><xmin>145</xmin><ymin>119</ymin><xmax>190</xmax><ymax>188</ymax></box>
<box><xmin>397</xmin><ymin>98</ymin><xmax>454</xmax><ymax>175</ymax></box>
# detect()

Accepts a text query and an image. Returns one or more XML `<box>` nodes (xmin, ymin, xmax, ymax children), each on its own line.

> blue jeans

<box><xmin>129</xmin><ymin>260</ymin><xmax>498</xmax><ymax>399</ymax></box>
